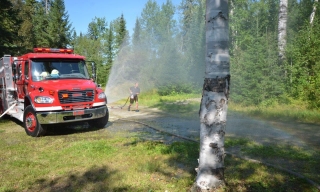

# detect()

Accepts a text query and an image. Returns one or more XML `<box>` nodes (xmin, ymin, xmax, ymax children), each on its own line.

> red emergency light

<box><xmin>33</xmin><ymin>48</ymin><xmax>74</xmax><ymax>54</ymax></box>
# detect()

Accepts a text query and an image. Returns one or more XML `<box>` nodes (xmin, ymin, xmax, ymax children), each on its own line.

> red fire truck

<box><xmin>0</xmin><ymin>48</ymin><xmax>109</xmax><ymax>137</ymax></box>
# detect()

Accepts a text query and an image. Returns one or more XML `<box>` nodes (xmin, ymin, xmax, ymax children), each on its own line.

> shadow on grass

<box><xmin>121</xmin><ymin>133</ymin><xmax>318</xmax><ymax>191</ymax></box>
<box><xmin>45</xmin><ymin>121</ymin><xmax>112</xmax><ymax>136</ymax></box>
<box><xmin>225</xmin><ymin>137</ymin><xmax>320</xmax><ymax>190</ymax></box>
<box><xmin>0</xmin><ymin>113</ymin><xmax>111</xmax><ymax>137</ymax></box>
<box><xmin>25</xmin><ymin>165</ymin><xmax>137</xmax><ymax>192</ymax></box>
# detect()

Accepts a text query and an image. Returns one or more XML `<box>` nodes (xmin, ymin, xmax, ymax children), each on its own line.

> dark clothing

<box><xmin>130</xmin><ymin>94</ymin><xmax>138</xmax><ymax>104</ymax></box>
<box><xmin>129</xmin><ymin>86</ymin><xmax>140</xmax><ymax>104</ymax></box>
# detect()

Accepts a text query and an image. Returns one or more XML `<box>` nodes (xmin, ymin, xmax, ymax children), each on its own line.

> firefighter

<box><xmin>128</xmin><ymin>82</ymin><xmax>140</xmax><ymax>112</ymax></box>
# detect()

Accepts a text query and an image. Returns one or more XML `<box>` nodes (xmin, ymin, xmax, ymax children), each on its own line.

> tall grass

<box><xmin>229</xmin><ymin>101</ymin><xmax>320</xmax><ymax>124</ymax></box>
<box><xmin>134</xmin><ymin>90</ymin><xmax>320</xmax><ymax>124</ymax></box>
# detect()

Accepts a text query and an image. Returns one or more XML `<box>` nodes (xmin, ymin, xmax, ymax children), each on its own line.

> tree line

<box><xmin>1</xmin><ymin>0</ymin><xmax>319</xmax><ymax>109</ymax></box>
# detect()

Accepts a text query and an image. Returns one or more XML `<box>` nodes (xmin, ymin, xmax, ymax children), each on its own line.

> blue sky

<box><xmin>64</xmin><ymin>0</ymin><xmax>182</xmax><ymax>36</ymax></box>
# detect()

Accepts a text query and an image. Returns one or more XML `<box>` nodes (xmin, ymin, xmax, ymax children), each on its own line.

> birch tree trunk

<box><xmin>194</xmin><ymin>0</ymin><xmax>230</xmax><ymax>190</ymax></box>
<box><xmin>278</xmin><ymin>0</ymin><xmax>288</xmax><ymax>61</ymax></box>
<box><xmin>310</xmin><ymin>0</ymin><xmax>318</xmax><ymax>25</ymax></box>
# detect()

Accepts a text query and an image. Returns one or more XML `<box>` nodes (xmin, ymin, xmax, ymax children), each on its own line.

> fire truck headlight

<box><xmin>34</xmin><ymin>96</ymin><xmax>54</xmax><ymax>104</ymax></box>
<box><xmin>98</xmin><ymin>92</ymin><xmax>106</xmax><ymax>100</ymax></box>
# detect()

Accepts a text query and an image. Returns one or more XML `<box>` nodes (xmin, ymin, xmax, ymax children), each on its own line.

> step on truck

<box><xmin>0</xmin><ymin>48</ymin><xmax>109</xmax><ymax>137</ymax></box>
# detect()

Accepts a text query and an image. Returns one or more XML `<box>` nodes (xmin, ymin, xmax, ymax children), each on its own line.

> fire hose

<box><xmin>0</xmin><ymin>102</ymin><xmax>17</xmax><ymax>118</ymax></box>
<box><xmin>109</xmin><ymin>95</ymin><xmax>132</xmax><ymax>109</ymax></box>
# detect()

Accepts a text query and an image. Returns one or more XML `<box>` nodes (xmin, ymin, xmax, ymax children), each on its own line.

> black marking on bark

<box><xmin>210</xmin><ymin>147</ymin><xmax>225</xmax><ymax>163</ymax></box>
<box><xmin>217</xmin><ymin>129</ymin><xmax>225</xmax><ymax>137</ymax></box>
<box><xmin>199</xmin><ymin>167</ymin><xmax>225</xmax><ymax>180</ymax></box>
<box><xmin>209</xmin><ymin>142</ymin><xmax>218</xmax><ymax>148</ymax></box>
<box><xmin>203</xmin><ymin>76</ymin><xmax>230</xmax><ymax>94</ymax></box>
<box><xmin>207</xmin><ymin>11</ymin><xmax>228</xmax><ymax>23</ymax></box>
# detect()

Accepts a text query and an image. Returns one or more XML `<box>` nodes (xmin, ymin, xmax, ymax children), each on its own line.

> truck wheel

<box><xmin>88</xmin><ymin>108</ymin><xmax>109</xmax><ymax>128</ymax></box>
<box><xmin>23</xmin><ymin>105</ymin><xmax>46</xmax><ymax>137</ymax></box>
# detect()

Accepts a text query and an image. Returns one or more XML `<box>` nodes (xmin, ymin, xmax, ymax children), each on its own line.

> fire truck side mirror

<box><xmin>91</xmin><ymin>62</ymin><xmax>96</xmax><ymax>82</ymax></box>
<box><xmin>85</xmin><ymin>60</ymin><xmax>97</xmax><ymax>82</ymax></box>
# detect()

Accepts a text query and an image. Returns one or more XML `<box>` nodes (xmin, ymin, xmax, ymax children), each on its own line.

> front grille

<box><xmin>58</xmin><ymin>90</ymin><xmax>95</xmax><ymax>104</ymax></box>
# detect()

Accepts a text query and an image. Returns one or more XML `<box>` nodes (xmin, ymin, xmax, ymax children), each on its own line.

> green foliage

<box><xmin>132</xmin><ymin>18</ymin><xmax>141</xmax><ymax>48</ymax></box>
<box><xmin>87</xmin><ymin>17</ymin><xmax>107</xmax><ymax>40</ymax></box>
<box><xmin>1</xmin><ymin>0</ymin><xmax>72</xmax><ymax>54</ymax></box>
<box><xmin>47</xmin><ymin>0</ymin><xmax>72</xmax><ymax>47</ymax></box>
<box><xmin>1</xmin><ymin>0</ymin><xmax>319</xmax><ymax>111</ymax></box>
<box><xmin>230</xmin><ymin>0</ymin><xmax>285</xmax><ymax>105</ymax></box>
<box><xmin>179</xmin><ymin>0</ymin><xmax>205</xmax><ymax>88</ymax></box>
<box><xmin>18</xmin><ymin>0</ymin><xmax>37</xmax><ymax>53</ymax></box>
<box><xmin>0</xmin><ymin>0</ymin><xmax>21</xmax><ymax>55</ymax></box>
<box><xmin>229</xmin><ymin>100</ymin><xmax>320</xmax><ymax>124</ymax></box>
<box><xmin>286</xmin><ymin>19</ymin><xmax>320</xmax><ymax>109</ymax></box>
<box><xmin>114</xmin><ymin>14</ymin><xmax>129</xmax><ymax>51</ymax></box>
<box><xmin>33</xmin><ymin>1</ymin><xmax>50</xmax><ymax>47</ymax></box>
<box><xmin>157</xmin><ymin>83</ymin><xmax>196</xmax><ymax>96</ymax></box>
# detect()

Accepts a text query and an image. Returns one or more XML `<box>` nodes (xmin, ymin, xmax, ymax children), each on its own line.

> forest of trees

<box><xmin>0</xmin><ymin>0</ymin><xmax>319</xmax><ymax>109</ymax></box>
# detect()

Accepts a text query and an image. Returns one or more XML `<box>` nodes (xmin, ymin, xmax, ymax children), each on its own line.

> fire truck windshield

<box><xmin>31</xmin><ymin>59</ymin><xmax>90</xmax><ymax>81</ymax></box>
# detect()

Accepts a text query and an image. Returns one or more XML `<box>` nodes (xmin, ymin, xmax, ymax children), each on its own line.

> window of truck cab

<box><xmin>31</xmin><ymin>59</ymin><xmax>90</xmax><ymax>82</ymax></box>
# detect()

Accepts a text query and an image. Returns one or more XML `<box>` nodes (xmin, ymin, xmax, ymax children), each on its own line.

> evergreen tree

<box><xmin>87</xmin><ymin>17</ymin><xmax>107</xmax><ymax>40</ymax></box>
<box><xmin>154</xmin><ymin>0</ymin><xmax>187</xmax><ymax>91</ymax></box>
<box><xmin>130</xmin><ymin>17</ymin><xmax>149</xmax><ymax>87</ymax></box>
<box><xmin>114</xmin><ymin>14</ymin><xmax>129</xmax><ymax>52</ymax></box>
<box><xmin>18</xmin><ymin>0</ymin><xmax>37</xmax><ymax>53</ymax></box>
<box><xmin>33</xmin><ymin>1</ymin><xmax>50</xmax><ymax>47</ymax></box>
<box><xmin>106</xmin><ymin>23</ymin><xmax>115</xmax><ymax>66</ymax></box>
<box><xmin>229</xmin><ymin>0</ymin><xmax>285</xmax><ymax>105</ymax></box>
<box><xmin>179</xmin><ymin>0</ymin><xmax>202</xmax><ymax>52</ymax></box>
<box><xmin>0</xmin><ymin>0</ymin><xmax>21</xmax><ymax>55</ymax></box>
<box><xmin>140</xmin><ymin>0</ymin><xmax>161</xmax><ymax>52</ymax></box>
<box><xmin>287</xmin><ymin>18</ymin><xmax>320</xmax><ymax>108</ymax></box>
<box><xmin>47</xmin><ymin>0</ymin><xmax>72</xmax><ymax>47</ymax></box>
<box><xmin>180</xmin><ymin>0</ymin><xmax>205</xmax><ymax>89</ymax></box>
<box><xmin>132</xmin><ymin>18</ymin><xmax>141</xmax><ymax>48</ymax></box>
<box><xmin>69</xmin><ymin>30</ymin><xmax>77</xmax><ymax>49</ymax></box>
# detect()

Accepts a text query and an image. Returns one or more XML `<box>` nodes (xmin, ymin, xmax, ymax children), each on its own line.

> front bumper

<box><xmin>36</xmin><ymin>105</ymin><xmax>108</xmax><ymax>124</ymax></box>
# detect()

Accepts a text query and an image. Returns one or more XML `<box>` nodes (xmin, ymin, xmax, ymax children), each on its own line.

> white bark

<box><xmin>310</xmin><ymin>0</ymin><xmax>318</xmax><ymax>25</ymax></box>
<box><xmin>195</xmin><ymin>0</ymin><xmax>230</xmax><ymax>190</ymax></box>
<box><xmin>278</xmin><ymin>0</ymin><xmax>288</xmax><ymax>61</ymax></box>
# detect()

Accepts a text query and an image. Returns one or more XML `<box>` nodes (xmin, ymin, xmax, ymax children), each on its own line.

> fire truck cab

<box><xmin>0</xmin><ymin>48</ymin><xmax>109</xmax><ymax>137</ymax></box>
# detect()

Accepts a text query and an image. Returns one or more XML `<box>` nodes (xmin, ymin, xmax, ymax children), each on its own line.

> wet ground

<box><xmin>106</xmin><ymin>103</ymin><xmax>320</xmax><ymax>187</ymax></box>
<box><xmin>108</xmin><ymin>105</ymin><xmax>320</xmax><ymax>152</ymax></box>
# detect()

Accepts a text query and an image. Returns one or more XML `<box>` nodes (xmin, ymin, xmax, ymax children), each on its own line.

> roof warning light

<box><xmin>33</xmin><ymin>48</ymin><xmax>74</xmax><ymax>54</ymax></box>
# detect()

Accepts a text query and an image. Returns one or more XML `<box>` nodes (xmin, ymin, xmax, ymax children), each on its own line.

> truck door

<box><xmin>15</xmin><ymin>61</ymin><xmax>28</xmax><ymax>99</ymax></box>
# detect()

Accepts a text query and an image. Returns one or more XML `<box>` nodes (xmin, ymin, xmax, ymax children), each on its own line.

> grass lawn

<box><xmin>0</xmin><ymin>93</ymin><xmax>319</xmax><ymax>191</ymax></box>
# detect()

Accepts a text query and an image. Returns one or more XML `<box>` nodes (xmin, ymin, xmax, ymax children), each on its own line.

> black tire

<box><xmin>23</xmin><ymin>105</ymin><xmax>46</xmax><ymax>137</ymax></box>
<box><xmin>88</xmin><ymin>108</ymin><xmax>109</xmax><ymax>128</ymax></box>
